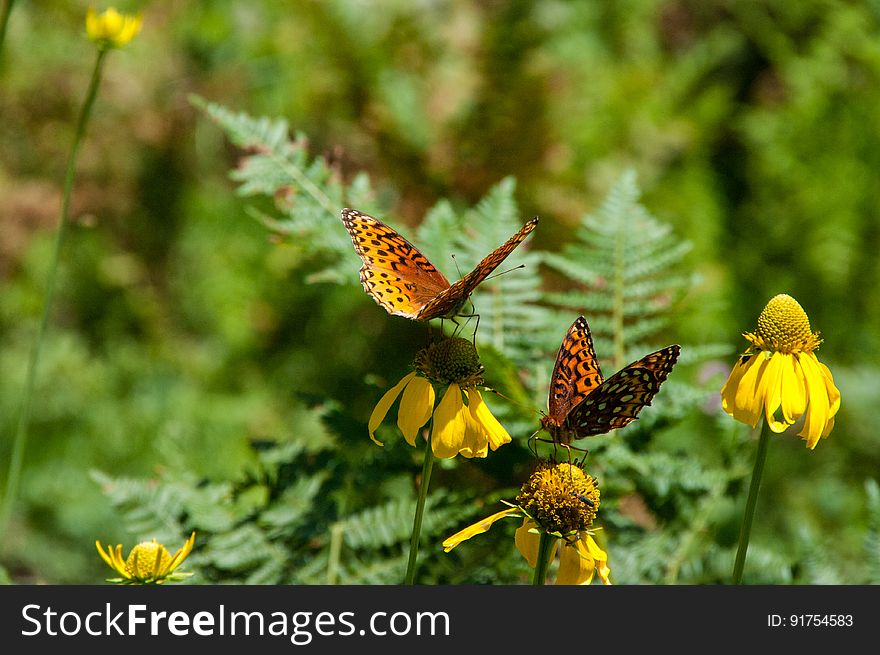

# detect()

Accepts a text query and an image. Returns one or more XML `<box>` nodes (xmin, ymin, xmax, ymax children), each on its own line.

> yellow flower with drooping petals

<box><xmin>443</xmin><ymin>461</ymin><xmax>611</xmax><ymax>584</ymax></box>
<box><xmin>86</xmin><ymin>7</ymin><xmax>142</xmax><ymax>49</ymax></box>
<box><xmin>721</xmin><ymin>294</ymin><xmax>840</xmax><ymax>449</ymax></box>
<box><xmin>96</xmin><ymin>532</ymin><xmax>196</xmax><ymax>584</ymax></box>
<box><xmin>368</xmin><ymin>338</ymin><xmax>511</xmax><ymax>459</ymax></box>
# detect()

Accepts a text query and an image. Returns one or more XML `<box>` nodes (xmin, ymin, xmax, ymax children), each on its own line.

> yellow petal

<box><xmin>725</xmin><ymin>355</ymin><xmax>766</xmax><ymax>427</ymax></box>
<box><xmin>584</xmin><ymin>534</ymin><xmax>612</xmax><ymax>585</ymax></box>
<box><xmin>761</xmin><ymin>352</ymin><xmax>789</xmax><ymax>433</ymax></box>
<box><xmin>368</xmin><ymin>372</ymin><xmax>415</xmax><ymax>446</ymax></box>
<box><xmin>166</xmin><ymin>532</ymin><xmax>196</xmax><ymax>573</ymax></box>
<box><xmin>442</xmin><ymin>508</ymin><xmax>520</xmax><ymax>552</ymax></box>
<box><xmin>818</xmin><ymin>360</ymin><xmax>841</xmax><ymax>418</ymax></box>
<box><xmin>468</xmin><ymin>389</ymin><xmax>512</xmax><ymax>451</ymax></box>
<box><xmin>798</xmin><ymin>353</ymin><xmax>833</xmax><ymax>449</ymax></box>
<box><xmin>111</xmin><ymin>544</ymin><xmax>128</xmax><ymax>575</ymax></box>
<box><xmin>95</xmin><ymin>540</ymin><xmax>116</xmax><ymax>570</ymax></box>
<box><xmin>720</xmin><ymin>357</ymin><xmax>748</xmax><ymax>413</ymax></box>
<box><xmin>514</xmin><ymin>518</ymin><xmax>558</xmax><ymax>568</ymax></box>
<box><xmin>86</xmin><ymin>8</ymin><xmax>101</xmax><ymax>39</ymax></box>
<box><xmin>779</xmin><ymin>351</ymin><xmax>807</xmax><ymax>424</ymax></box>
<box><xmin>431</xmin><ymin>384</ymin><xmax>467</xmax><ymax>459</ymax></box>
<box><xmin>104</xmin><ymin>8</ymin><xmax>123</xmax><ymax>35</ymax></box>
<box><xmin>457</xmin><ymin>394</ymin><xmax>489</xmax><ymax>458</ymax></box>
<box><xmin>557</xmin><ymin>540</ymin><xmax>595</xmax><ymax>585</ymax></box>
<box><xmin>397</xmin><ymin>376</ymin><xmax>435</xmax><ymax>447</ymax></box>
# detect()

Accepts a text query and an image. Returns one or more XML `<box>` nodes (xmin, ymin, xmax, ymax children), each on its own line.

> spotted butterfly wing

<box><xmin>541</xmin><ymin>316</ymin><xmax>680</xmax><ymax>444</ymax></box>
<box><xmin>341</xmin><ymin>208</ymin><xmax>538</xmax><ymax>320</ymax></box>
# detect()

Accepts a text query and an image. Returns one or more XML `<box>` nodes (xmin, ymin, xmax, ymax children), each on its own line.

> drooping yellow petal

<box><xmin>797</xmin><ymin>353</ymin><xmax>834</xmax><ymax>449</ymax></box>
<box><xmin>514</xmin><ymin>518</ymin><xmax>557</xmax><ymax>568</ymax></box>
<box><xmin>779</xmin><ymin>351</ymin><xmax>807</xmax><ymax>424</ymax></box>
<box><xmin>720</xmin><ymin>356</ymin><xmax>748</xmax><ymax>414</ymax></box>
<box><xmin>456</xmin><ymin>390</ymin><xmax>489</xmax><ymax>458</ymax></box>
<box><xmin>727</xmin><ymin>354</ymin><xmax>767</xmax><ymax>427</ymax></box>
<box><xmin>818</xmin><ymin>360</ymin><xmax>841</xmax><ymax>418</ymax></box>
<box><xmin>468</xmin><ymin>389</ymin><xmax>512</xmax><ymax>451</ymax></box>
<box><xmin>761</xmin><ymin>352</ymin><xmax>789</xmax><ymax>433</ymax></box>
<box><xmin>557</xmin><ymin>539</ymin><xmax>596</xmax><ymax>585</ymax></box>
<box><xmin>368</xmin><ymin>372</ymin><xmax>416</xmax><ymax>446</ymax></box>
<box><xmin>432</xmin><ymin>384</ymin><xmax>467</xmax><ymax>459</ymax></box>
<box><xmin>442</xmin><ymin>508</ymin><xmax>520</xmax><ymax>552</ymax></box>
<box><xmin>397</xmin><ymin>376</ymin><xmax>435</xmax><ymax>446</ymax></box>
<box><xmin>583</xmin><ymin>534</ymin><xmax>612</xmax><ymax>585</ymax></box>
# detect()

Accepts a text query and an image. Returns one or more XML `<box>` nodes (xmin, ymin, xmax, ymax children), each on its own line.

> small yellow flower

<box><xmin>720</xmin><ymin>294</ymin><xmax>841</xmax><ymax>449</ymax></box>
<box><xmin>442</xmin><ymin>461</ymin><xmax>611</xmax><ymax>584</ymax></box>
<box><xmin>86</xmin><ymin>7</ymin><xmax>142</xmax><ymax>49</ymax></box>
<box><xmin>96</xmin><ymin>532</ymin><xmax>196</xmax><ymax>584</ymax></box>
<box><xmin>368</xmin><ymin>338</ymin><xmax>511</xmax><ymax>459</ymax></box>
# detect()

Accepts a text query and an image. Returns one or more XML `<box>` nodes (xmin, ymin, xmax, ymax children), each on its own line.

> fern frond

<box><xmin>191</xmin><ymin>95</ymin><xmax>378</xmax><ymax>283</ymax></box>
<box><xmin>543</xmin><ymin>169</ymin><xmax>694</xmax><ymax>368</ymax></box>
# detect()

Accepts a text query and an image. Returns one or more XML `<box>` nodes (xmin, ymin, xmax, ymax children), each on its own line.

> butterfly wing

<box><xmin>546</xmin><ymin>316</ymin><xmax>604</xmax><ymax>424</ymax></box>
<box><xmin>562</xmin><ymin>344</ymin><xmax>681</xmax><ymax>440</ymax></box>
<box><xmin>341</xmin><ymin>208</ymin><xmax>452</xmax><ymax>319</ymax></box>
<box><xmin>416</xmin><ymin>216</ymin><xmax>539</xmax><ymax>320</ymax></box>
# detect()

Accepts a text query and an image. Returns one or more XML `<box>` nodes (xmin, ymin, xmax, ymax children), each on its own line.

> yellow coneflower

<box><xmin>722</xmin><ymin>294</ymin><xmax>842</xmax><ymax>584</ymax></box>
<box><xmin>443</xmin><ymin>461</ymin><xmax>611</xmax><ymax>585</ymax></box>
<box><xmin>96</xmin><ymin>532</ymin><xmax>196</xmax><ymax>584</ymax></box>
<box><xmin>368</xmin><ymin>337</ymin><xmax>511</xmax><ymax>459</ymax></box>
<box><xmin>721</xmin><ymin>293</ymin><xmax>840</xmax><ymax>449</ymax></box>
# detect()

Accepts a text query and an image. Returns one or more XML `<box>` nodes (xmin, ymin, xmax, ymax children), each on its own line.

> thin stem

<box><xmin>404</xmin><ymin>428</ymin><xmax>435</xmax><ymax>585</ymax></box>
<box><xmin>732</xmin><ymin>419</ymin><xmax>772</xmax><ymax>584</ymax></box>
<box><xmin>0</xmin><ymin>0</ymin><xmax>15</xmax><ymax>62</ymax></box>
<box><xmin>0</xmin><ymin>47</ymin><xmax>109</xmax><ymax>542</ymax></box>
<box><xmin>532</xmin><ymin>531</ymin><xmax>556</xmax><ymax>585</ymax></box>
<box><xmin>326</xmin><ymin>522</ymin><xmax>344</xmax><ymax>585</ymax></box>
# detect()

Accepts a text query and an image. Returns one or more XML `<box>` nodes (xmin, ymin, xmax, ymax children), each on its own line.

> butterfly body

<box><xmin>341</xmin><ymin>208</ymin><xmax>538</xmax><ymax>321</ymax></box>
<box><xmin>542</xmin><ymin>316</ymin><xmax>680</xmax><ymax>445</ymax></box>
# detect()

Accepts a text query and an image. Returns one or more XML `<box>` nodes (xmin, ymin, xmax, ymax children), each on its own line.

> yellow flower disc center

<box><xmin>414</xmin><ymin>337</ymin><xmax>484</xmax><ymax>387</ymax></box>
<box><xmin>516</xmin><ymin>461</ymin><xmax>599</xmax><ymax>535</ymax></box>
<box><xmin>125</xmin><ymin>540</ymin><xmax>172</xmax><ymax>579</ymax></box>
<box><xmin>745</xmin><ymin>293</ymin><xmax>820</xmax><ymax>354</ymax></box>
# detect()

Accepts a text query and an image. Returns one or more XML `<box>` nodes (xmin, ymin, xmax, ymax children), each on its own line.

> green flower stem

<box><xmin>0</xmin><ymin>47</ymin><xmax>108</xmax><ymax>541</ymax></box>
<box><xmin>404</xmin><ymin>428</ymin><xmax>435</xmax><ymax>585</ymax></box>
<box><xmin>532</xmin><ymin>531</ymin><xmax>556</xmax><ymax>585</ymax></box>
<box><xmin>732</xmin><ymin>419</ymin><xmax>772</xmax><ymax>584</ymax></box>
<box><xmin>326</xmin><ymin>522</ymin><xmax>344</xmax><ymax>585</ymax></box>
<box><xmin>0</xmin><ymin>0</ymin><xmax>15</xmax><ymax>61</ymax></box>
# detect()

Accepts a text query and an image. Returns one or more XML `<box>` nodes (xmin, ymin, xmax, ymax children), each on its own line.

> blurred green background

<box><xmin>1</xmin><ymin>0</ymin><xmax>878</xmax><ymax>584</ymax></box>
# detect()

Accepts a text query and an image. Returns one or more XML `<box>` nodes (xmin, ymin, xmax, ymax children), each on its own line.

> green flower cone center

<box><xmin>516</xmin><ymin>461</ymin><xmax>600</xmax><ymax>535</ymax></box>
<box><xmin>745</xmin><ymin>293</ymin><xmax>820</xmax><ymax>354</ymax></box>
<box><xmin>414</xmin><ymin>337</ymin><xmax>484</xmax><ymax>387</ymax></box>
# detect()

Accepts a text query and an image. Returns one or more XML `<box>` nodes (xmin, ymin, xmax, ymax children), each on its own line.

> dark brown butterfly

<box><xmin>540</xmin><ymin>316</ymin><xmax>680</xmax><ymax>444</ymax></box>
<box><xmin>341</xmin><ymin>208</ymin><xmax>538</xmax><ymax>320</ymax></box>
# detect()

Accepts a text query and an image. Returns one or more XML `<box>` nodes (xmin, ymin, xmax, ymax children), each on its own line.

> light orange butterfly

<box><xmin>341</xmin><ymin>208</ymin><xmax>538</xmax><ymax>321</ymax></box>
<box><xmin>541</xmin><ymin>316</ymin><xmax>680</xmax><ymax>445</ymax></box>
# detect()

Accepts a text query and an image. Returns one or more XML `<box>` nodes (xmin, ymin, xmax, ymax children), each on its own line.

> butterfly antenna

<box><xmin>482</xmin><ymin>387</ymin><xmax>542</xmax><ymax>417</ymax></box>
<box><xmin>482</xmin><ymin>263</ymin><xmax>526</xmax><ymax>283</ymax></box>
<box><xmin>450</xmin><ymin>253</ymin><xmax>464</xmax><ymax>279</ymax></box>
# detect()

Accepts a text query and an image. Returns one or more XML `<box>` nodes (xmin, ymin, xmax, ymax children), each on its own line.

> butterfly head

<box><xmin>539</xmin><ymin>414</ymin><xmax>571</xmax><ymax>445</ymax></box>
